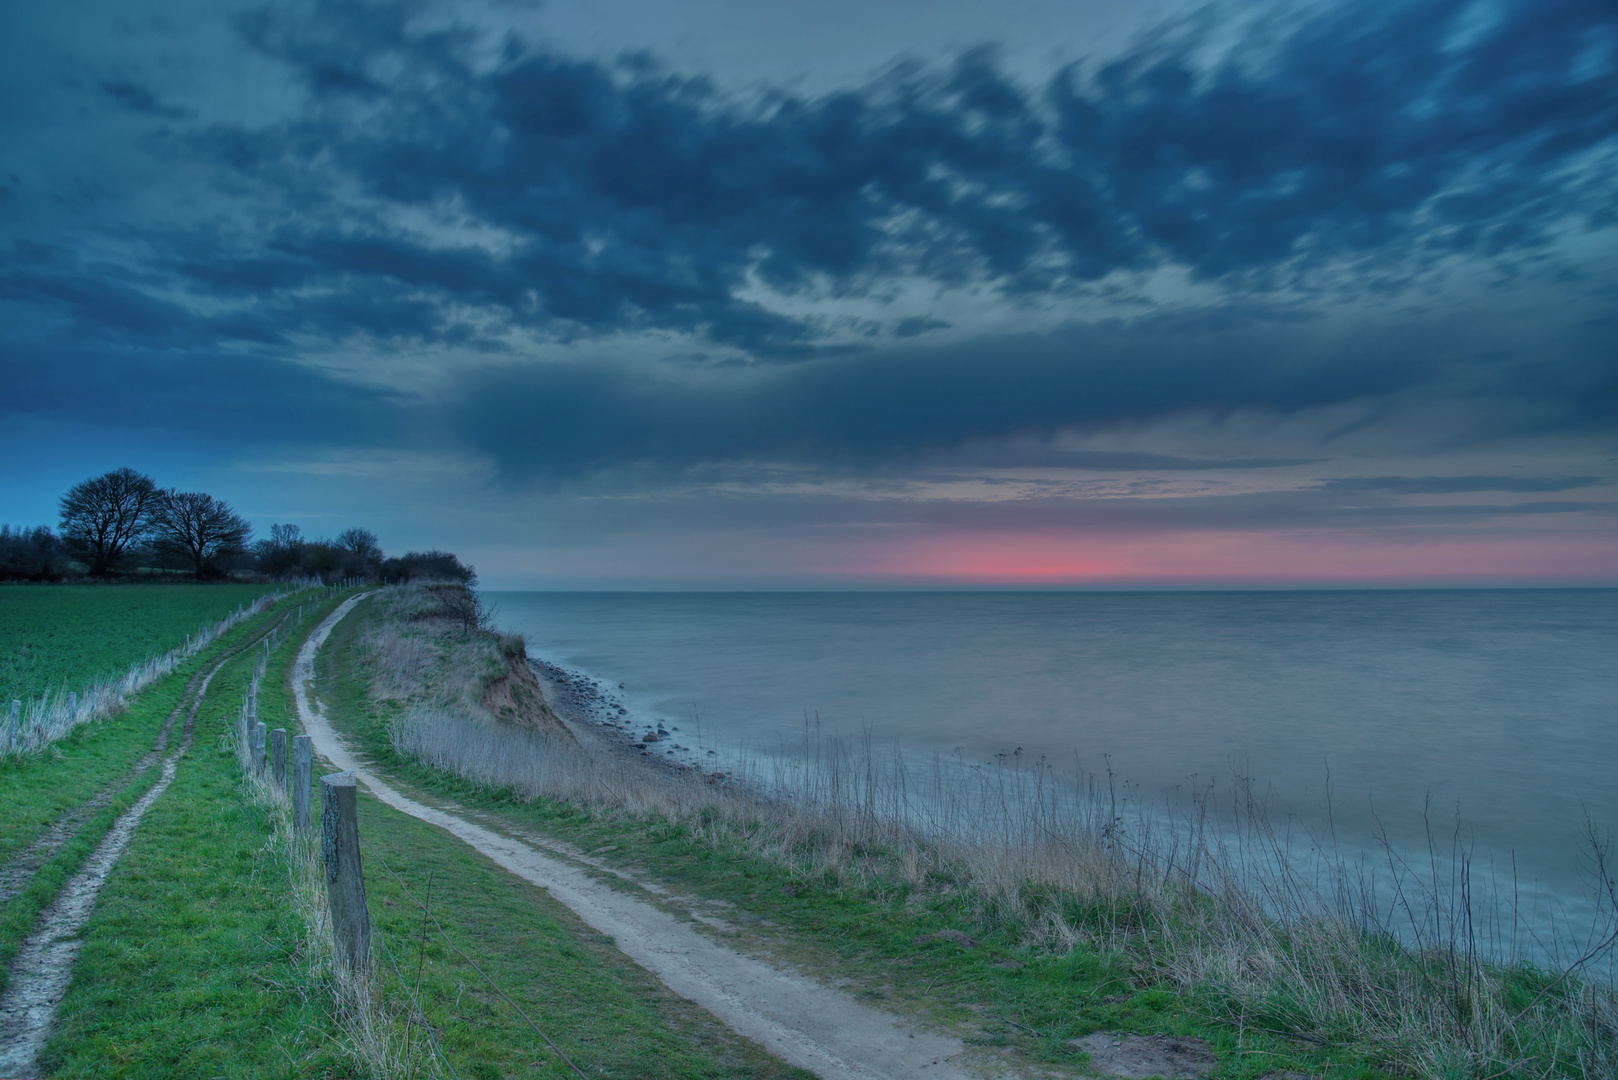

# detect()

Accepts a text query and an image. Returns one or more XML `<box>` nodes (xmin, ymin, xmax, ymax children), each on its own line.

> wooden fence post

<box><xmin>270</xmin><ymin>728</ymin><xmax>287</xmax><ymax>786</ymax></box>
<box><xmin>251</xmin><ymin>722</ymin><xmax>267</xmax><ymax>776</ymax></box>
<box><xmin>68</xmin><ymin>691</ymin><xmax>77</xmax><ymax>721</ymax></box>
<box><xmin>292</xmin><ymin>735</ymin><xmax>313</xmax><ymax>832</ymax></box>
<box><xmin>8</xmin><ymin>701</ymin><xmax>18</xmax><ymax>752</ymax></box>
<box><xmin>320</xmin><ymin>771</ymin><xmax>371</xmax><ymax>971</ymax></box>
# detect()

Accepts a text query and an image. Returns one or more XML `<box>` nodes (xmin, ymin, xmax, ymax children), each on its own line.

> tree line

<box><xmin>0</xmin><ymin>468</ymin><xmax>476</xmax><ymax>585</ymax></box>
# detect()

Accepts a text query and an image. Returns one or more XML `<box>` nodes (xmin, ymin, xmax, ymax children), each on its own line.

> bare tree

<box><xmin>153</xmin><ymin>491</ymin><xmax>252</xmax><ymax>577</ymax></box>
<box><xmin>437</xmin><ymin>585</ymin><xmax>490</xmax><ymax>635</ymax></box>
<box><xmin>337</xmin><ymin>527</ymin><xmax>382</xmax><ymax>563</ymax></box>
<box><xmin>58</xmin><ymin>468</ymin><xmax>162</xmax><ymax>575</ymax></box>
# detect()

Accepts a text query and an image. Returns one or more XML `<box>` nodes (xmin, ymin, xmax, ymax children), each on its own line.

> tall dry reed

<box><xmin>5</xmin><ymin>583</ymin><xmax>323</xmax><ymax>760</ymax></box>
<box><xmin>371</xmin><ymin>583</ymin><xmax>1618</xmax><ymax>1079</ymax></box>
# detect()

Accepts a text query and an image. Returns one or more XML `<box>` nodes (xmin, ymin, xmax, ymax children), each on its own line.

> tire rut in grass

<box><xmin>0</xmin><ymin>625</ymin><xmax>251</xmax><ymax>1074</ymax></box>
<box><xmin>0</xmin><ymin>614</ymin><xmax>289</xmax><ymax>908</ymax></box>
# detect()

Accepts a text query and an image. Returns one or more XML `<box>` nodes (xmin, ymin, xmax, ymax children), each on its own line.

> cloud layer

<box><xmin>7</xmin><ymin>0</ymin><xmax>1616</xmax><ymax>362</ymax></box>
<box><xmin>1</xmin><ymin>0</ymin><xmax>1614</xmax><ymax>583</ymax></box>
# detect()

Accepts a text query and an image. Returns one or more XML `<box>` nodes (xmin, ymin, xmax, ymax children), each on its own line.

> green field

<box><xmin>0</xmin><ymin>584</ymin><xmax>282</xmax><ymax>704</ymax></box>
<box><xmin>41</xmin><ymin>590</ymin><xmax>812</xmax><ymax>1078</ymax></box>
<box><xmin>9</xmin><ymin>587</ymin><xmax>1605</xmax><ymax>1078</ymax></box>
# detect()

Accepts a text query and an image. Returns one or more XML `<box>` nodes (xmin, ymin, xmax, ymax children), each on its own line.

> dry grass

<box><xmin>5</xmin><ymin>584</ymin><xmax>324</xmax><ymax>759</ymax></box>
<box><xmin>368</xmin><ymin>584</ymin><xmax>1618</xmax><ymax>1080</ymax></box>
<box><xmin>229</xmin><ymin>654</ymin><xmax>446</xmax><ymax>1079</ymax></box>
<box><xmin>358</xmin><ymin>584</ymin><xmax>509</xmax><ymax>719</ymax></box>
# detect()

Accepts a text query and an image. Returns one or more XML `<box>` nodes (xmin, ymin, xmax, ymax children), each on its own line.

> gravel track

<box><xmin>297</xmin><ymin>596</ymin><xmax>982</xmax><ymax>1080</ymax></box>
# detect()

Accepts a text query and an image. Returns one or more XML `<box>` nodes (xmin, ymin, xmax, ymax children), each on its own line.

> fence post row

<box><xmin>251</xmin><ymin>722</ymin><xmax>268</xmax><ymax>776</ymax></box>
<box><xmin>292</xmin><ymin>735</ymin><xmax>313</xmax><ymax>833</ymax></box>
<box><xmin>270</xmin><ymin>728</ymin><xmax>288</xmax><ymax>786</ymax></box>
<box><xmin>320</xmin><ymin>770</ymin><xmax>372</xmax><ymax>971</ymax></box>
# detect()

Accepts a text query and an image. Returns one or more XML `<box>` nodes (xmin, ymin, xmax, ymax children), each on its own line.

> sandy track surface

<box><xmin>296</xmin><ymin>597</ymin><xmax>982</xmax><ymax>1080</ymax></box>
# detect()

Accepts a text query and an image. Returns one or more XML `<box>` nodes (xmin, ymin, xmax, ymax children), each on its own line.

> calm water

<box><xmin>492</xmin><ymin>589</ymin><xmax>1618</xmax><ymax>930</ymax></box>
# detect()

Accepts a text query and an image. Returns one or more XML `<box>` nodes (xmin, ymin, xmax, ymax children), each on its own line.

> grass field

<box><xmin>37</xmin><ymin>590</ymin><xmax>817</xmax><ymax>1078</ymax></box>
<box><xmin>39</xmin><ymin>604</ymin><xmax>357</xmax><ymax>1078</ymax></box>
<box><xmin>14</xmin><ymin>586</ymin><xmax>1609</xmax><ymax>1078</ymax></box>
<box><xmin>0</xmin><ymin>584</ymin><xmax>282</xmax><ymax>704</ymax></box>
<box><xmin>0</xmin><ymin>600</ymin><xmax>297</xmax><ymax>995</ymax></box>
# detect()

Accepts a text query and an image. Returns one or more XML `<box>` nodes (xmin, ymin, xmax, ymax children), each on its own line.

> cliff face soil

<box><xmin>483</xmin><ymin>651</ymin><xmax>574</xmax><ymax>741</ymax></box>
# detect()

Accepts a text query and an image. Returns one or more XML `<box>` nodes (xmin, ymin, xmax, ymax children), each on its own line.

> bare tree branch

<box><xmin>153</xmin><ymin>490</ymin><xmax>252</xmax><ymax>577</ymax></box>
<box><xmin>57</xmin><ymin>468</ymin><xmax>161</xmax><ymax>576</ymax></box>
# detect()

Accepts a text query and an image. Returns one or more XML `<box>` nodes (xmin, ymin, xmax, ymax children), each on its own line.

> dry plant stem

<box><xmin>365</xmin><ymin>582</ymin><xmax>1618</xmax><ymax>1080</ymax></box>
<box><xmin>376</xmin><ymin>854</ymin><xmax>590</xmax><ymax>1080</ymax></box>
<box><xmin>372</xmin><ymin>914</ymin><xmax>460</xmax><ymax>1080</ymax></box>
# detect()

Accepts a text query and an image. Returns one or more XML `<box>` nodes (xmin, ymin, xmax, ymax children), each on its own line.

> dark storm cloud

<box><xmin>0</xmin><ymin>244</ymin><xmax>284</xmax><ymax>347</ymax></box>
<box><xmin>91</xmin><ymin>0</ymin><xmax>1616</xmax><ymax>359</ymax></box>
<box><xmin>451</xmin><ymin>305</ymin><xmax>1617</xmax><ymax>478</ymax></box>
<box><xmin>479</xmin><ymin>481</ymin><xmax>1615</xmax><ymax>545</ymax></box>
<box><xmin>6</xmin><ymin>0</ymin><xmax>1616</xmax><ymax>483</ymax></box>
<box><xmin>893</xmin><ymin>316</ymin><xmax>952</xmax><ymax>339</ymax></box>
<box><xmin>946</xmin><ymin>451</ymin><xmax>1325</xmax><ymax>471</ymax></box>
<box><xmin>99</xmin><ymin>80</ymin><xmax>195</xmax><ymax>120</ymax></box>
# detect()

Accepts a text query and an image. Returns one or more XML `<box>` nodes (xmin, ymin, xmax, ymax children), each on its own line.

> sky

<box><xmin>1</xmin><ymin>0</ymin><xmax>1615</xmax><ymax>589</ymax></box>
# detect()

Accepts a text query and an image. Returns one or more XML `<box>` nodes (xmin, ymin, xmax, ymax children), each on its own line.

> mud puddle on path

<box><xmin>298</xmin><ymin>597</ymin><xmax>985</xmax><ymax>1080</ymax></box>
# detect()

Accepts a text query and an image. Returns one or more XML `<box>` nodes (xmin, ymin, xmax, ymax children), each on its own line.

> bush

<box><xmin>0</xmin><ymin>525</ymin><xmax>71</xmax><ymax>581</ymax></box>
<box><xmin>380</xmin><ymin>550</ymin><xmax>476</xmax><ymax>586</ymax></box>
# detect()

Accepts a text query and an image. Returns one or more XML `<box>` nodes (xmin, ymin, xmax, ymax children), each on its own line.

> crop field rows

<box><xmin>0</xmin><ymin>584</ymin><xmax>281</xmax><ymax>705</ymax></box>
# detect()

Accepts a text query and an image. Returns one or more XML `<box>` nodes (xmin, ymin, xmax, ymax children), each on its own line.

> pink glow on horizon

<box><xmin>839</xmin><ymin>530</ymin><xmax>1618</xmax><ymax>585</ymax></box>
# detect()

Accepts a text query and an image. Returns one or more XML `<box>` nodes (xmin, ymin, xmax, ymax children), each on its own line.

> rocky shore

<box><xmin>528</xmin><ymin>657</ymin><xmax>722</xmax><ymax>777</ymax></box>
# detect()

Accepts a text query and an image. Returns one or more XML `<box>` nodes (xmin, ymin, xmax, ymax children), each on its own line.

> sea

<box><xmin>491</xmin><ymin>589</ymin><xmax>1618</xmax><ymax>959</ymax></box>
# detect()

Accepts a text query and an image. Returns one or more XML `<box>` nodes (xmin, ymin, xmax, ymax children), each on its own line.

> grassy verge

<box><xmin>318</xmin><ymin>595</ymin><xmax>1380</xmax><ymax>1080</ymax></box>
<box><xmin>0</xmin><ymin>601</ymin><xmax>291</xmax><ymax>865</ymax></box>
<box><xmin>345</xmin><ymin>787</ymin><xmax>821</xmax><ymax>1079</ymax></box>
<box><xmin>39</xmin><ymin>592</ymin><xmax>355</xmax><ymax>1079</ymax></box>
<box><xmin>46</xmin><ymin>591</ymin><xmax>820</xmax><ymax>1079</ymax></box>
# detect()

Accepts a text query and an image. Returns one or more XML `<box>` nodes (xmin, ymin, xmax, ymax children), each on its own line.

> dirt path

<box><xmin>298</xmin><ymin>597</ymin><xmax>984</xmax><ymax>1080</ymax></box>
<box><xmin>0</xmin><ymin>614</ymin><xmax>288</xmax><ymax>909</ymax></box>
<box><xmin>0</xmin><ymin>645</ymin><xmax>235</xmax><ymax>1074</ymax></box>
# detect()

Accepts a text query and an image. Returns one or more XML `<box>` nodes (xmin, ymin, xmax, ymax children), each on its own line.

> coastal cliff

<box><xmin>482</xmin><ymin>642</ymin><xmax>573</xmax><ymax>740</ymax></box>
